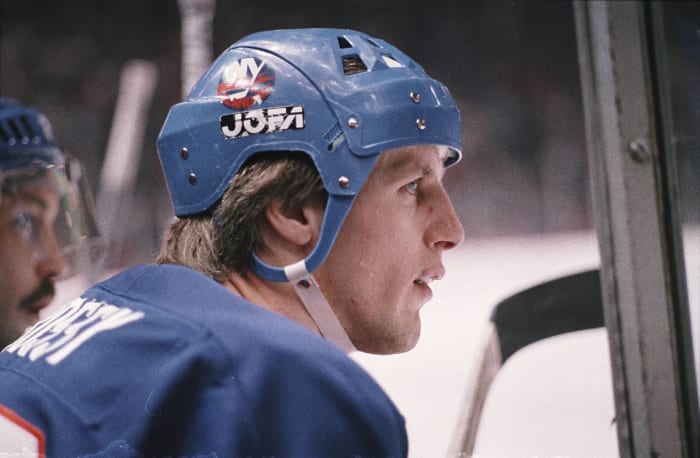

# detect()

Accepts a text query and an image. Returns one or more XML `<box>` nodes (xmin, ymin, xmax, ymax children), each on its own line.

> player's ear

<box><xmin>263</xmin><ymin>200</ymin><xmax>322</xmax><ymax>249</ymax></box>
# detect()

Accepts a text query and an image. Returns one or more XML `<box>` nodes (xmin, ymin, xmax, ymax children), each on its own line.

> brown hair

<box><xmin>157</xmin><ymin>152</ymin><xmax>327</xmax><ymax>280</ymax></box>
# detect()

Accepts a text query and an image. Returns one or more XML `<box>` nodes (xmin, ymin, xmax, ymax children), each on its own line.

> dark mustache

<box><xmin>20</xmin><ymin>281</ymin><xmax>56</xmax><ymax>308</ymax></box>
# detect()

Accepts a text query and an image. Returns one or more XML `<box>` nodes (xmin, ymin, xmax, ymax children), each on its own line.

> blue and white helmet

<box><xmin>157</xmin><ymin>28</ymin><xmax>462</xmax><ymax>282</ymax></box>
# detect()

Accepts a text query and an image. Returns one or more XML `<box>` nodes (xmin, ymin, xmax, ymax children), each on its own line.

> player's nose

<box><xmin>426</xmin><ymin>186</ymin><xmax>464</xmax><ymax>251</ymax></box>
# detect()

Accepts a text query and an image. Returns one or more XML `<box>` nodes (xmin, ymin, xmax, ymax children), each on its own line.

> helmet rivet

<box><xmin>410</xmin><ymin>91</ymin><xmax>421</xmax><ymax>103</ymax></box>
<box><xmin>347</xmin><ymin>117</ymin><xmax>359</xmax><ymax>128</ymax></box>
<box><xmin>416</xmin><ymin>118</ymin><xmax>427</xmax><ymax>130</ymax></box>
<box><xmin>180</xmin><ymin>147</ymin><xmax>189</xmax><ymax>159</ymax></box>
<box><xmin>297</xmin><ymin>279</ymin><xmax>311</xmax><ymax>289</ymax></box>
<box><xmin>188</xmin><ymin>173</ymin><xmax>197</xmax><ymax>185</ymax></box>
<box><xmin>338</xmin><ymin>176</ymin><xmax>351</xmax><ymax>189</ymax></box>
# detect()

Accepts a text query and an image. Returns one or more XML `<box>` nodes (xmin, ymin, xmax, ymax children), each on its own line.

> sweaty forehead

<box><xmin>373</xmin><ymin>145</ymin><xmax>448</xmax><ymax>180</ymax></box>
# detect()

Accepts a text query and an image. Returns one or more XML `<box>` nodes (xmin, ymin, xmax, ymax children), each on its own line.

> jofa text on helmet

<box><xmin>220</xmin><ymin>105</ymin><xmax>305</xmax><ymax>139</ymax></box>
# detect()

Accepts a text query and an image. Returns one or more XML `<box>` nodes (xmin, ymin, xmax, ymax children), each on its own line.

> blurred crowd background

<box><xmin>1</xmin><ymin>0</ymin><xmax>592</xmax><ymax>273</ymax></box>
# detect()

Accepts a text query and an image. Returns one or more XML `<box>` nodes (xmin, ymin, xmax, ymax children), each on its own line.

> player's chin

<box><xmin>358</xmin><ymin>318</ymin><xmax>421</xmax><ymax>355</ymax></box>
<box><xmin>389</xmin><ymin>316</ymin><xmax>423</xmax><ymax>354</ymax></box>
<box><xmin>401</xmin><ymin>325</ymin><xmax>422</xmax><ymax>353</ymax></box>
<box><xmin>396</xmin><ymin>326</ymin><xmax>422</xmax><ymax>354</ymax></box>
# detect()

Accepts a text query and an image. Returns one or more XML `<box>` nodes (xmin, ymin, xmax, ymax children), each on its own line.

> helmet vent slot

<box><xmin>337</xmin><ymin>36</ymin><xmax>353</xmax><ymax>49</ymax></box>
<box><xmin>19</xmin><ymin>116</ymin><xmax>35</xmax><ymax>140</ymax></box>
<box><xmin>342</xmin><ymin>55</ymin><xmax>368</xmax><ymax>75</ymax></box>
<box><xmin>365</xmin><ymin>38</ymin><xmax>381</xmax><ymax>48</ymax></box>
<box><xmin>19</xmin><ymin>116</ymin><xmax>39</xmax><ymax>142</ymax></box>
<box><xmin>381</xmin><ymin>54</ymin><xmax>404</xmax><ymax>68</ymax></box>
<box><xmin>7</xmin><ymin>119</ymin><xmax>24</xmax><ymax>142</ymax></box>
<box><xmin>323</xmin><ymin>122</ymin><xmax>343</xmax><ymax>151</ymax></box>
<box><xmin>0</xmin><ymin>123</ymin><xmax>10</xmax><ymax>143</ymax></box>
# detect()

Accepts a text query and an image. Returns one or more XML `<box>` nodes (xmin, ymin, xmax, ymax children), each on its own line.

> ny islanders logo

<box><xmin>217</xmin><ymin>56</ymin><xmax>305</xmax><ymax>139</ymax></box>
<box><xmin>217</xmin><ymin>57</ymin><xmax>274</xmax><ymax>110</ymax></box>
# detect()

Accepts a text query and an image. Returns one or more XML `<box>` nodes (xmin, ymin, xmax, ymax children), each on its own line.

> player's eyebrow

<box><xmin>378</xmin><ymin>150</ymin><xmax>445</xmax><ymax>183</ymax></box>
<box><xmin>2</xmin><ymin>191</ymin><xmax>44</xmax><ymax>210</ymax></box>
<box><xmin>25</xmin><ymin>193</ymin><xmax>49</xmax><ymax>210</ymax></box>
<box><xmin>15</xmin><ymin>187</ymin><xmax>61</xmax><ymax>221</ymax></box>
<box><xmin>10</xmin><ymin>187</ymin><xmax>51</xmax><ymax>211</ymax></box>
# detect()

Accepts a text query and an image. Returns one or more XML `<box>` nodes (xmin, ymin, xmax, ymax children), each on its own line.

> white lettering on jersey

<box><xmin>4</xmin><ymin>298</ymin><xmax>144</xmax><ymax>365</ymax></box>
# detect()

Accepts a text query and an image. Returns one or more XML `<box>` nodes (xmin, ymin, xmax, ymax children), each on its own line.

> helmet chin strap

<box><xmin>250</xmin><ymin>195</ymin><xmax>357</xmax><ymax>352</ymax></box>
<box><xmin>284</xmin><ymin>260</ymin><xmax>356</xmax><ymax>353</ymax></box>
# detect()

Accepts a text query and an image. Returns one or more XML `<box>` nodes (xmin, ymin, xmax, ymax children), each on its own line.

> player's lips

<box><xmin>20</xmin><ymin>281</ymin><xmax>56</xmax><ymax>315</ymax></box>
<box><xmin>413</xmin><ymin>265</ymin><xmax>445</xmax><ymax>294</ymax></box>
<box><xmin>20</xmin><ymin>294</ymin><xmax>53</xmax><ymax>315</ymax></box>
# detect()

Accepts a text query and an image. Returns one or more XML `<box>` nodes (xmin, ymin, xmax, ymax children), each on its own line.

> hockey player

<box><xmin>0</xmin><ymin>29</ymin><xmax>463</xmax><ymax>456</ymax></box>
<box><xmin>0</xmin><ymin>98</ymin><xmax>102</xmax><ymax>349</ymax></box>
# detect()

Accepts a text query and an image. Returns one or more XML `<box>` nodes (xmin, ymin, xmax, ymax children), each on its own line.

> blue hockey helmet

<box><xmin>157</xmin><ymin>28</ymin><xmax>462</xmax><ymax>281</ymax></box>
<box><xmin>0</xmin><ymin>98</ymin><xmax>64</xmax><ymax>172</ymax></box>
<box><xmin>0</xmin><ymin>97</ymin><xmax>103</xmax><ymax>278</ymax></box>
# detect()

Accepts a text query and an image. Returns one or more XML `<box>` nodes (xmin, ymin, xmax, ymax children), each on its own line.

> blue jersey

<box><xmin>0</xmin><ymin>264</ymin><xmax>408</xmax><ymax>457</ymax></box>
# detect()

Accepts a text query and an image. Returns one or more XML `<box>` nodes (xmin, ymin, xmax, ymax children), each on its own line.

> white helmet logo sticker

<box><xmin>220</xmin><ymin>105</ymin><xmax>305</xmax><ymax>139</ymax></box>
<box><xmin>217</xmin><ymin>57</ymin><xmax>274</xmax><ymax>110</ymax></box>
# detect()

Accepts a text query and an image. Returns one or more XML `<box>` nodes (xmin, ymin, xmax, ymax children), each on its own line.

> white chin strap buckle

<box><xmin>284</xmin><ymin>261</ymin><xmax>356</xmax><ymax>353</ymax></box>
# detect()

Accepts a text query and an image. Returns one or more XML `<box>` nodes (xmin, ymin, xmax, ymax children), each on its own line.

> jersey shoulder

<box><xmin>0</xmin><ymin>264</ymin><xmax>407</xmax><ymax>456</ymax></box>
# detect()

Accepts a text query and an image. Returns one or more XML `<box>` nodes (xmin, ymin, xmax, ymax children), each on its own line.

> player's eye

<box><xmin>405</xmin><ymin>179</ymin><xmax>420</xmax><ymax>195</ymax></box>
<box><xmin>11</xmin><ymin>208</ymin><xmax>40</xmax><ymax>243</ymax></box>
